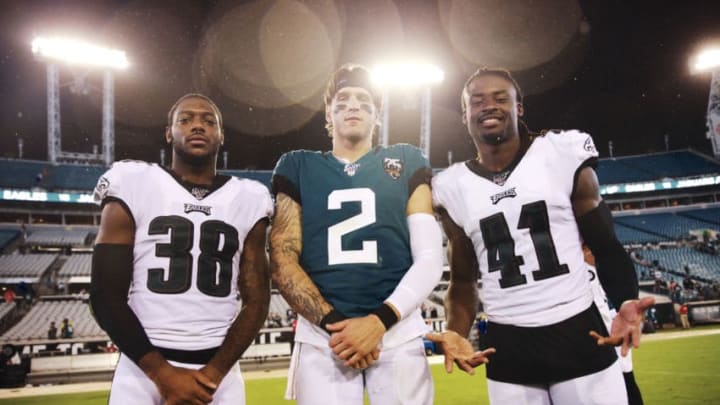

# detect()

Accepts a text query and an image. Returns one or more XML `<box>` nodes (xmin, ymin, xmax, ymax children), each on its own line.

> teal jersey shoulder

<box><xmin>272</xmin><ymin>144</ymin><xmax>430</xmax><ymax>317</ymax></box>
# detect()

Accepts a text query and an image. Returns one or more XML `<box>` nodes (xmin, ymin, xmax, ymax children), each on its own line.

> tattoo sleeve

<box><xmin>269</xmin><ymin>193</ymin><xmax>334</xmax><ymax>324</ymax></box>
<box><xmin>206</xmin><ymin>218</ymin><xmax>270</xmax><ymax>376</ymax></box>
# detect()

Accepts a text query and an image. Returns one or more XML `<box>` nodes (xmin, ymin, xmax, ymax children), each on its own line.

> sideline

<box><xmin>1</xmin><ymin>327</ymin><xmax>718</xmax><ymax>399</ymax></box>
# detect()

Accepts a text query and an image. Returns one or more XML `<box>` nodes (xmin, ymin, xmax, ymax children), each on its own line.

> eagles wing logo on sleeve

<box><xmin>583</xmin><ymin>137</ymin><xmax>597</xmax><ymax>153</ymax></box>
<box><xmin>383</xmin><ymin>158</ymin><xmax>403</xmax><ymax>179</ymax></box>
<box><xmin>93</xmin><ymin>176</ymin><xmax>110</xmax><ymax>201</ymax></box>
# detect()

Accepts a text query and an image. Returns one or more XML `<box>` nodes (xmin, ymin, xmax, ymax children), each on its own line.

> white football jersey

<box><xmin>433</xmin><ymin>130</ymin><xmax>598</xmax><ymax>327</ymax></box>
<box><xmin>94</xmin><ymin>161</ymin><xmax>273</xmax><ymax>350</ymax></box>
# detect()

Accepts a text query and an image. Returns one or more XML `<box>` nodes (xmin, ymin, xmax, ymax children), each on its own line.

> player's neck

<box><xmin>475</xmin><ymin>133</ymin><xmax>522</xmax><ymax>172</ymax></box>
<box><xmin>171</xmin><ymin>159</ymin><xmax>217</xmax><ymax>185</ymax></box>
<box><xmin>331</xmin><ymin>135</ymin><xmax>372</xmax><ymax>163</ymax></box>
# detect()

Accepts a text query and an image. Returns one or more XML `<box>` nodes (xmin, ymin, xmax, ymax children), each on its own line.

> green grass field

<box><xmin>2</xmin><ymin>331</ymin><xmax>719</xmax><ymax>404</ymax></box>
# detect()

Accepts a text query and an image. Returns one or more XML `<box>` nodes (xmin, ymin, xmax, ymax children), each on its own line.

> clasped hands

<box><xmin>326</xmin><ymin>314</ymin><xmax>385</xmax><ymax>370</ymax></box>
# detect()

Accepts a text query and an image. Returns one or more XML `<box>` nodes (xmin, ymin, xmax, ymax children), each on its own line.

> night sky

<box><xmin>1</xmin><ymin>0</ymin><xmax>719</xmax><ymax>169</ymax></box>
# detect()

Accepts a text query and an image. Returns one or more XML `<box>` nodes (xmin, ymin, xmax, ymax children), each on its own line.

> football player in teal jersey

<box><xmin>269</xmin><ymin>64</ymin><xmax>444</xmax><ymax>405</ymax></box>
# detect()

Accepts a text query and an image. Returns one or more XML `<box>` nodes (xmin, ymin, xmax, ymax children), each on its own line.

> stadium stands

<box><xmin>614</xmin><ymin>212</ymin><xmax>720</xmax><ymax>240</ymax></box>
<box><xmin>0</xmin><ymin>159</ymin><xmax>104</xmax><ymax>192</ymax></box>
<box><xmin>0</xmin><ymin>299</ymin><xmax>105</xmax><ymax>342</ymax></box>
<box><xmin>0</xmin><ymin>229</ymin><xmax>20</xmax><ymax>250</ymax></box>
<box><xmin>0</xmin><ymin>301</ymin><xmax>16</xmax><ymax>323</ymax></box>
<box><xmin>221</xmin><ymin>170</ymin><xmax>272</xmax><ymax>189</ymax></box>
<box><xmin>679</xmin><ymin>207</ymin><xmax>720</xmax><ymax>226</ymax></box>
<box><xmin>45</xmin><ymin>165</ymin><xmax>105</xmax><ymax>192</ymax></box>
<box><xmin>615</xmin><ymin>223</ymin><xmax>667</xmax><ymax>245</ymax></box>
<box><xmin>639</xmin><ymin>248</ymin><xmax>720</xmax><ymax>282</ymax></box>
<box><xmin>268</xmin><ymin>292</ymin><xmax>291</xmax><ymax>325</ymax></box>
<box><xmin>596</xmin><ymin>150</ymin><xmax>720</xmax><ymax>185</ymax></box>
<box><xmin>25</xmin><ymin>228</ymin><xmax>91</xmax><ymax>248</ymax></box>
<box><xmin>0</xmin><ymin>253</ymin><xmax>57</xmax><ymax>280</ymax></box>
<box><xmin>57</xmin><ymin>254</ymin><xmax>91</xmax><ymax>277</ymax></box>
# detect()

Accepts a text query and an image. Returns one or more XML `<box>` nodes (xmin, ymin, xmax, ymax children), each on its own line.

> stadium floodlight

<box><xmin>692</xmin><ymin>46</ymin><xmax>720</xmax><ymax>159</ymax></box>
<box><xmin>31</xmin><ymin>37</ymin><xmax>129</xmax><ymax>70</ymax></box>
<box><xmin>370</xmin><ymin>62</ymin><xmax>444</xmax><ymax>88</ymax></box>
<box><xmin>370</xmin><ymin>62</ymin><xmax>444</xmax><ymax>158</ymax></box>
<box><xmin>691</xmin><ymin>46</ymin><xmax>720</xmax><ymax>73</ymax></box>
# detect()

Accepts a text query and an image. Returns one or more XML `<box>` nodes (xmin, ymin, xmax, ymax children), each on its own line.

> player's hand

<box><xmin>348</xmin><ymin>349</ymin><xmax>380</xmax><ymax>370</ymax></box>
<box><xmin>198</xmin><ymin>364</ymin><xmax>224</xmax><ymax>391</ymax></box>
<box><xmin>590</xmin><ymin>296</ymin><xmax>655</xmax><ymax>357</ymax></box>
<box><xmin>327</xmin><ymin>315</ymin><xmax>384</xmax><ymax>368</ymax></box>
<box><xmin>151</xmin><ymin>363</ymin><xmax>216</xmax><ymax>405</ymax></box>
<box><xmin>425</xmin><ymin>331</ymin><xmax>495</xmax><ymax>375</ymax></box>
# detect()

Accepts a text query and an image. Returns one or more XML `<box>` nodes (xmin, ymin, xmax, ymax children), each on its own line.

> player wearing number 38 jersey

<box><xmin>90</xmin><ymin>94</ymin><xmax>272</xmax><ymax>405</ymax></box>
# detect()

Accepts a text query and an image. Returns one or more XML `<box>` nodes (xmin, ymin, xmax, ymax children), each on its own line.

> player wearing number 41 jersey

<box><xmin>428</xmin><ymin>68</ymin><xmax>654</xmax><ymax>405</ymax></box>
<box><xmin>90</xmin><ymin>94</ymin><xmax>272</xmax><ymax>405</ymax></box>
<box><xmin>270</xmin><ymin>64</ymin><xmax>443</xmax><ymax>405</ymax></box>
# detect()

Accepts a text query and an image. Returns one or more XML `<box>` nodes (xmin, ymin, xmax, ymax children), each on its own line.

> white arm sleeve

<box><xmin>385</xmin><ymin>212</ymin><xmax>444</xmax><ymax>320</ymax></box>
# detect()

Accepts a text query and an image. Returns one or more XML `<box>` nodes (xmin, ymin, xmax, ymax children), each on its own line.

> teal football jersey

<box><xmin>272</xmin><ymin>144</ymin><xmax>431</xmax><ymax>317</ymax></box>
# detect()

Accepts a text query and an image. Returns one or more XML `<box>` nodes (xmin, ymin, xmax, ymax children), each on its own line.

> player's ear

<box><xmin>517</xmin><ymin>103</ymin><xmax>524</xmax><ymax>117</ymax></box>
<box><xmin>325</xmin><ymin>104</ymin><xmax>332</xmax><ymax>124</ymax></box>
<box><xmin>165</xmin><ymin>127</ymin><xmax>172</xmax><ymax>144</ymax></box>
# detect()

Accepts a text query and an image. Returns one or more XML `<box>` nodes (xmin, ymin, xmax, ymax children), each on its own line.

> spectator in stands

<box><xmin>47</xmin><ymin>321</ymin><xmax>57</xmax><ymax>340</ymax></box>
<box><xmin>679</xmin><ymin>304</ymin><xmax>690</xmax><ymax>329</ymax></box>
<box><xmin>2</xmin><ymin>287</ymin><xmax>15</xmax><ymax>304</ymax></box>
<box><xmin>90</xmin><ymin>93</ymin><xmax>271</xmax><ymax>405</ymax></box>
<box><xmin>60</xmin><ymin>318</ymin><xmax>74</xmax><ymax>338</ymax></box>
<box><xmin>682</xmin><ymin>275</ymin><xmax>694</xmax><ymax>290</ymax></box>
<box><xmin>429</xmin><ymin>67</ymin><xmax>652</xmax><ymax>404</ymax></box>
<box><xmin>17</xmin><ymin>281</ymin><xmax>32</xmax><ymax>308</ymax></box>
<box><xmin>285</xmin><ymin>309</ymin><xmax>296</xmax><ymax>325</ymax></box>
<box><xmin>267</xmin><ymin>311</ymin><xmax>283</xmax><ymax>328</ymax></box>
<box><xmin>34</xmin><ymin>170</ymin><xmax>44</xmax><ymax>189</ymax></box>
<box><xmin>47</xmin><ymin>322</ymin><xmax>58</xmax><ymax>350</ymax></box>
<box><xmin>646</xmin><ymin>307</ymin><xmax>658</xmax><ymax>330</ymax></box>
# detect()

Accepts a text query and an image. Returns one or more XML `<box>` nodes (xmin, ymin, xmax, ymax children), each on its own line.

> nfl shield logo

<box><xmin>344</xmin><ymin>163</ymin><xmax>360</xmax><ymax>176</ymax></box>
<box><xmin>191</xmin><ymin>186</ymin><xmax>209</xmax><ymax>200</ymax></box>
<box><xmin>383</xmin><ymin>158</ymin><xmax>403</xmax><ymax>179</ymax></box>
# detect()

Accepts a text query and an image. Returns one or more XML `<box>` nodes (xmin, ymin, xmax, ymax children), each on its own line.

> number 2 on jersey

<box><xmin>327</xmin><ymin>188</ymin><xmax>378</xmax><ymax>265</ymax></box>
<box><xmin>480</xmin><ymin>200</ymin><xmax>569</xmax><ymax>288</ymax></box>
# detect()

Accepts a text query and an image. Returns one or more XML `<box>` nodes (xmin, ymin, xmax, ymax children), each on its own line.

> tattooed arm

<box><xmin>269</xmin><ymin>192</ymin><xmax>333</xmax><ymax>324</ymax></box>
<box><xmin>201</xmin><ymin>217</ymin><xmax>271</xmax><ymax>384</ymax></box>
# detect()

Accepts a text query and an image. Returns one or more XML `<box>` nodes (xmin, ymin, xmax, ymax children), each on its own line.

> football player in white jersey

<box><xmin>90</xmin><ymin>94</ymin><xmax>272</xmax><ymax>405</ymax></box>
<box><xmin>428</xmin><ymin>68</ymin><xmax>654</xmax><ymax>404</ymax></box>
<box><xmin>585</xmin><ymin>247</ymin><xmax>645</xmax><ymax>405</ymax></box>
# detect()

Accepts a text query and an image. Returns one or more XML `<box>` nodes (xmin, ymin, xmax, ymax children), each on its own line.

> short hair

<box><xmin>461</xmin><ymin>67</ymin><xmax>524</xmax><ymax>114</ymax></box>
<box><xmin>323</xmin><ymin>64</ymin><xmax>382</xmax><ymax>135</ymax></box>
<box><xmin>167</xmin><ymin>93</ymin><xmax>223</xmax><ymax>129</ymax></box>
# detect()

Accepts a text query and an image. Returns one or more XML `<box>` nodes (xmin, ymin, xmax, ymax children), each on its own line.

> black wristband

<box><xmin>319</xmin><ymin>310</ymin><xmax>346</xmax><ymax>333</ymax></box>
<box><xmin>372</xmin><ymin>303</ymin><xmax>399</xmax><ymax>330</ymax></box>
